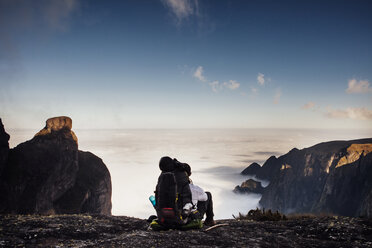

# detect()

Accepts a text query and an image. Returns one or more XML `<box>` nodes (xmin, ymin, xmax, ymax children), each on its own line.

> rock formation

<box><xmin>0</xmin><ymin>118</ymin><xmax>10</xmax><ymax>176</ymax></box>
<box><xmin>233</xmin><ymin>179</ymin><xmax>264</xmax><ymax>194</ymax></box>
<box><xmin>237</xmin><ymin>138</ymin><xmax>372</xmax><ymax>217</ymax></box>
<box><xmin>241</xmin><ymin>162</ymin><xmax>261</xmax><ymax>176</ymax></box>
<box><xmin>0</xmin><ymin>117</ymin><xmax>112</xmax><ymax>215</ymax></box>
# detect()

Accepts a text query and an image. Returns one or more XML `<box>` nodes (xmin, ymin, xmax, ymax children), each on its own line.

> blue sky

<box><xmin>0</xmin><ymin>0</ymin><xmax>372</xmax><ymax>130</ymax></box>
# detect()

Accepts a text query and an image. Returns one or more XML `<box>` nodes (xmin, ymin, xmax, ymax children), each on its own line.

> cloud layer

<box><xmin>346</xmin><ymin>79</ymin><xmax>372</xmax><ymax>94</ymax></box>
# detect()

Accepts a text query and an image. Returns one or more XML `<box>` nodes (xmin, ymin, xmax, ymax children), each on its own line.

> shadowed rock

<box><xmin>0</xmin><ymin>116</ymin><xmax>112</xmax><ymax>215</ymax></box>
<box><xmin>54</xmin><ymin>151</ymin><xmax>112</xmax><ymax>215</ymax></box>
<box><xmin>241</xmin><ymin>162</ymin><xmax>261</xmax><ymax>176</ymax></box>
<box><xmin>0</xmin><ymin>118</ymin><xmax>10</xmax><ymax>176</ymax></box>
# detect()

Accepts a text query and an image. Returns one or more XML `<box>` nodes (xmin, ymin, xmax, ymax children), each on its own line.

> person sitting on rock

<box><xmin>183</xmin><ymin>164</ymin><xmax>215</xmax><ymax>226</ymax></box>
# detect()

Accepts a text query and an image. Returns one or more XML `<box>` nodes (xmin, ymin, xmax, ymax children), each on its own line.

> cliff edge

<box><xmin>0</xmin><ymin>214</ymin><xmax>371</xmax><ymax>247</ymax></box>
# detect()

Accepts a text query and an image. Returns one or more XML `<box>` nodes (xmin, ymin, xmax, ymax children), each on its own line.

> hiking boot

<box><xmin>147</xmin><ymin>215</ymin><xmax>157</xmax><ymax>223</ymax></box>
<box><xmin>204</xmin><ymin>219</ymin><xmax>216</xmax><ymax>226</ymax></box>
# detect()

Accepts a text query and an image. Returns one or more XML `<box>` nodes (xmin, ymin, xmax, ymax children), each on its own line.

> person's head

<box><xmin>184</xmin><ymin>163</ymin><xmax>191</xmax><ymax>176</ymax></box>
<box><xmin>159</xmin><ymin>156</ymin><xmax>174</xmax><ymax>172</ymax></box>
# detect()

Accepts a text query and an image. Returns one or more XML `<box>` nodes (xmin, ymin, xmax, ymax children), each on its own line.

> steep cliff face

<box><xmin>0</xmin><ymin>118</ymin><xmax>10</xmax><ymax>176</ymax></box>
<box><xmin>314</xmin><ymin>150</ymin><xmax>372</xmax><ymax>217</ymax></box>
<box><xmin>0</xmin><ymin>117</ymin><xmax>112</xmax><ymax>215</ymax></box>
<box><xmin>239</xmin><ymin>139</ymin><xmax>372</xmax><ymax>217</ymax></box>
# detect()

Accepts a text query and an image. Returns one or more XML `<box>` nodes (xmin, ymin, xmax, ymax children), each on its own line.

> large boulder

<box><xmin>54</xmin><ymin>151</ymin><xmax>112</xmax><ymax>215</ymax></box>
<box><xmin>0</xmin><ymin>117</ymin><xmax>112</xmax><ymax>215</ymax></box>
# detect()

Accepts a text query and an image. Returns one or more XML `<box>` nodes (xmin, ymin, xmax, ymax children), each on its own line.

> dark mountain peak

<box><xmin>241</xmin><ymin>162</ymin><xmax>261</xmax><ymax>175</ymax></box>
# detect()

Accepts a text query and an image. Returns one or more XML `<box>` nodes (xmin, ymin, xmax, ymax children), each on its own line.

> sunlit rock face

<box><xmin>315</xmin><ymin>147</ymin><xmax>372</xmax><ymax>217</ymax></box>
<box><xmin>239</xmin><ymin>138</ymin><xmax>372</xmax><ymax>217</ymax></box>
<box><xmin>0</xmin><ymin>117</ymin><xmax>111</xmax><ymax>215</ymax></box>
<box><xmin>234</xmin><ymin>179</ymin><xmax>265</xmax><ymax>194</ymax></box>
<box><xmin>35</xmin><ymin>116</ymin><xmax>78</xmax><ymax>145</ymax></box>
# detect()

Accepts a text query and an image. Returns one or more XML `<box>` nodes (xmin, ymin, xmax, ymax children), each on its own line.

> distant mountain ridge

<box><xmin>236</xmin><ymin>138</ymin><xmax>372</xmax><ymax>217</ymax></box>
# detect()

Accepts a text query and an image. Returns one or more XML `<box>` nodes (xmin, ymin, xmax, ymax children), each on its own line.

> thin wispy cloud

<box><xmin>302</xmin><ymin>102</ymin><xmax>315</xmax><ymax>110</ymax></box>
<box><xmin>193</xmin><ymin>66</ymin><xmax>240</xmax><ymax>92</ymax></box>
<box><xmin>44</xmin><ymin>0</ymin><xmax>80</xmax><ymax>31</ymax></box>
<box><xmin>223</xmin><ymin>80</ymin><xmax>240</xmax><ymax>90</ymax></box>
<box><xmin>209</xmin><ymin>81</ymin><xmax>221</xmax><ymax>92</ymax></box>
<box><xmin>193</xmin><ymin>66</ymin><xmax>206</xmax><ymax>82</ymax></box>
<box><xmin>273</xmin><ymin>88</ymin><xmax>281</xmax><ymax>104</ymax></box>
<box><xmin>346</xmin><ymin>79</ymin><xmax>372</xmax><ymax>94</ymax></box>
<box><xmin>257</xmin><ymin>73</ymin><xmax>265</xmax><ymax>86</ymax></box>
<box><xmin>326</xmin><ymin>107</ymin><xmax>372</xmax><ymax>120</ymax></box>
<box><xmin>161</xmin><ymin>0</ymin><xmax>199</xmax><ymax>23</ymax></box>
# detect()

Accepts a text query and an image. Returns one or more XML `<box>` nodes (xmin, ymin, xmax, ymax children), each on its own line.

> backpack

<box><xmin>154</xmin><ymin>157</ymin><xmax>193</xmax><ymax>228</ymax></box>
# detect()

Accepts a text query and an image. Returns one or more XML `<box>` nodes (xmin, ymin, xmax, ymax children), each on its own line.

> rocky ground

<box><xmin>0</xmin><ymin>214</ymin><xmax>371</xmax><ymax>247</ymax></box>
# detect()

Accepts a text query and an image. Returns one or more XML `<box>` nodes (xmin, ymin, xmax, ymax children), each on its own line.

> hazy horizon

<box><xmin>5</xmin><ymin>127</ymin><xmax>372</xmax><ymax>219</ymax></box>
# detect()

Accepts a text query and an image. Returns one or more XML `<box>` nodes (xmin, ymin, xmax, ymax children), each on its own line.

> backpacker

<box><xmin>154</xmin><ymin>157</ymin><xmax>193</xmax><ymax>229</ymax></box>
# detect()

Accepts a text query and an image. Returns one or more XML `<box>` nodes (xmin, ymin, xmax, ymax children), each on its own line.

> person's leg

<box><xmin>196</xmin><ymin>200</ymin><xmax>207</xmax><ymax>218</ymax></box>
<box><xmin>204</xmin><ymin>192</ymin><xmax>215</xmax><ymax>225</ymax></box>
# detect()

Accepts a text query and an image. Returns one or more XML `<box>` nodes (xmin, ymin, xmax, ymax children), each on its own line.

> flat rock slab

<box><xmin>0</xmin><ymin>214</ymin><xmax>371</xmax><ymax>247</ymax></box>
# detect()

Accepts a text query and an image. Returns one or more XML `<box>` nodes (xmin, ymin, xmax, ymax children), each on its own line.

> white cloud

<box><xmin>193</xmin><ymin>66</ymin><xmax>206</xmax><ymax>82</ymax></box>
<box><xmin>161</xmin><ymin>0</ymin><xmax>198</xmax><ymax>22</ymax></box>
<box><xmin>326</xmin><ymin>107</ymin><xmax>372</xmax><ymax>120</ymax></box>
<box><xmin>346</xmin><ymin>79</ymin><xmax>372</xmax><ymax>94</ymax></box>
<box><xmin>257</xmin><ymin>73</ymin><xmax>265</xmax><ymax>86</ymax></box>
<box><xmin>192</xmin><ymin>65</ymin><xmax>241</xmax><ymax>93</ymax></box>
<box><xmin>209</xmin><ymin>81</ymin><xmax>221</xmax><ymax>92</ymax></box>
<box><xmin>274</xmin><ymin>88</ymin><xmax>281</xmax><ymax>104</ymax></box>
<box><xmin>251</xmin><ymin>87</ymin><xmax>258</xmax><ymax>95</ymax></box>
<box><xmin>302</xmin><ymin>102</ymin><xmax>315</xmax><ymax>110</ymax></box>
<box><xmin>223</xmin><ymin>80</ymin><xmax>240</xmax><ymax>90</ymax></box>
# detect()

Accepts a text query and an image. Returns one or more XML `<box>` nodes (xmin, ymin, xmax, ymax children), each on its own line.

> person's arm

<box><xmin>190</xmin><ymin>184</ymin><xmax>208</xmax><ymax>201</ymax></box>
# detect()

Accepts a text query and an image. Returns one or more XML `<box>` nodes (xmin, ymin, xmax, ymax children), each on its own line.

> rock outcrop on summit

<box><xmin>237</xmin><ymin>138</ymin><xmax>372</xmax><ymax>217</ymax></box>
<box><xmin>0</xmin><ymin>117</ymin><xmax>112</xmax><ymax>215</ymax></box>
<box><xmin>234</xmin><ymin>179</ymin><xmax>265</xmax><ymax>194</ymax></box>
